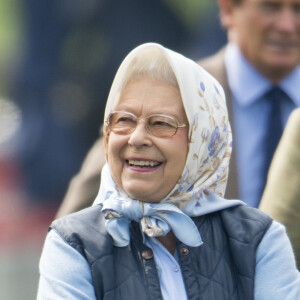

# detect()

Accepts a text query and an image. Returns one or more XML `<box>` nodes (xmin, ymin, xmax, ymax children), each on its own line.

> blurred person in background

<box><xmin>56</xmin><ymin>0</ymin><xmax>300</xmax><ymax>218</ymax></box>
<box><xmin>202</xmin><ymin>0</ymin><xmax>300</xmax><ymax>266</ymax></box>
<box><xmin>259</xmin><ymin>107</ymin><xmax>300</xmax><ymax>268</ymax></box>
<box><xmin>209</xmin><ymin>0</ymin><xmax>300</xmax><ymax>207</ymax></box>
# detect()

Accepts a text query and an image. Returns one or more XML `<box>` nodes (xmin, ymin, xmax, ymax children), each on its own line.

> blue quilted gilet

<box><xmin>51</xmin><ymin>204</ymin><xmax>272</xmax><ymax>300</ymax></box>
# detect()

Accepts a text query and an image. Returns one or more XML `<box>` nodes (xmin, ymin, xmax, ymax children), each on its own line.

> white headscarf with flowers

<box><xmin>94</xmin><ymin>43</ymin><xmax>243</xmax><ymax>247</ymax></box>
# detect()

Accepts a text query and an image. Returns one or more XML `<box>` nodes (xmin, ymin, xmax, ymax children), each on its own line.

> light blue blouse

<box><xmin>37</xmin><ymin>220</ymin><xmax>300</xmax><ymax>299</ymax></box>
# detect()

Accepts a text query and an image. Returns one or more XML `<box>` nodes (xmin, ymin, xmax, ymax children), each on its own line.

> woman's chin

<box><xmin>127</xmin><ymin>192</ymin><xmax>161</xmax><ymax>203</ymax></box>
<box><xmin>122</xmin><ymin>184</ymin><xmax>163</xmax><ymax>203</ymax></box>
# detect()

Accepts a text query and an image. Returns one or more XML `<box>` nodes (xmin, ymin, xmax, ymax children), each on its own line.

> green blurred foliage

<box><xmin>164</xmin><ymin>0</ymin><xmax>215</xmax><ymax>28</ymax></box>
<box><xmin>0</xmin><ymin>0</ymin><xmax>22</xmax><ymax>95</ymax></box>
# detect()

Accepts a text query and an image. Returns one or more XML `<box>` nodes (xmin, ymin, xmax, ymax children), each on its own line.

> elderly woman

<box><xmin>37</xmin><ymin>43</ymin><xmax>300</xmax><ymax>299</ymax></box>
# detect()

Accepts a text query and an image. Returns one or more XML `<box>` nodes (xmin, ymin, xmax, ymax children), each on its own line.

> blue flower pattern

<box><xmin>208</xmin><ymin>127</ymin><xmax>222</xmax><ymax>157</ymax></box>
<box><xmin>166</xmin><ymin>69</ymin><xmax>232</xmax><ymax>209</ymax></box>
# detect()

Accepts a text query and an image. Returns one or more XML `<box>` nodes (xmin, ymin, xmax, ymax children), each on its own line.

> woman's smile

<box><xmin>126</xmin><ymin>158</ymin><xmax>163</xmax><ymax>172</ymax></box>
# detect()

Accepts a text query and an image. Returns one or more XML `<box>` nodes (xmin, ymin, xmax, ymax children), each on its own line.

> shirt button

<box><xmin>181</xmin><ymin>248</ymin><xmax>189</xmax><ymax>256</ymax></box>
<box><xmin>173</xmin><ymin>266</ymin><xmax>179</xmax><ymax>272</ymax></box>
<box><xmin>142</xmin><ymin>249</ymin><xmax>154</xmax><ymax>260</ymax></box>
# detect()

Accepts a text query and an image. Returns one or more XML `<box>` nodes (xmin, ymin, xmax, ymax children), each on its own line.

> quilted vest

<box><xmin>51</xmin><ymin>204</ymin><xmax>272</xmax><ymax>300</ymax></box>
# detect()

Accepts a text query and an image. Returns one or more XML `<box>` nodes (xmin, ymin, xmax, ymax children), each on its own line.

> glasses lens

<box><xmin>109</xmin><ymin>112</ymin><xmax>136</xmax><ymax>135</ymax></box>
<box><xmin>147</xmin><ymin>115</ymin><xmax>177</xmax><ymax>137</ymax></box>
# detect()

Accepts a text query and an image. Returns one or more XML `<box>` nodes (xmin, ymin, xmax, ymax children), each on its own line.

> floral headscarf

<box><xmin>94</xmin><ymin>43</ymin><xmax>243</xmax><ymax>247</ymax></box>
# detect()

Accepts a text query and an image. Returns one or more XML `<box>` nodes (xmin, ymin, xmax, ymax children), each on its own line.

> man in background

<box><xmin>202</xmin><ymin>0</ymin><xmax>300</xmax><ymax>207</ymax></box>
<box><xmin>56</xmin><ymin>0</ymin><xmax>300</xmax><ymax>217</ymax></box>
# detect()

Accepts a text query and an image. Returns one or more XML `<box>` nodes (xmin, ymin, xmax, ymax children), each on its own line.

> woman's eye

<box><xmin>150</xmin><ymin>118</ymin><xmax>175</xmax><ymax>128</ymax></box>
<box><xmin>117</xmin><ymin>116</ymin><xmax>135</xmax><ymax>124</ymax></box>
<box><xmin>153</xmin><ymin>121</ymin><xmax>172</xmax><ymax>127</ymax></box>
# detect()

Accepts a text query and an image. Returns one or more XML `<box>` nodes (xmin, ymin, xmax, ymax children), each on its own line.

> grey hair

<box><xmin>120</xmin><ymin>46</ymin><xmax>179</xmax><ymax>91</ymax></box>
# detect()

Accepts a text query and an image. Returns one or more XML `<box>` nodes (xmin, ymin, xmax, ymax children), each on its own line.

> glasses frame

<box><xmin>106</xmin><ymin>111</ymin><xmax>189</xmax><ymax>138</ymax></box>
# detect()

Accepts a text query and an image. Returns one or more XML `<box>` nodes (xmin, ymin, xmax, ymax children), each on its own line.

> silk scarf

<box><xmin>94</xmin><ymin>43</ymin><xmax>243</xmax><ymax>247</ymax></box>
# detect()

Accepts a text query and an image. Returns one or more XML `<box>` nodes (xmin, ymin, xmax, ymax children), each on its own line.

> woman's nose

<box><xmin>127</xmin><ymin>122</ymin><xmax>152</xmax><ymax>147</ymax></box>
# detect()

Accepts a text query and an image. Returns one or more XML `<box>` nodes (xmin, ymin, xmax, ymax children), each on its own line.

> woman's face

<box><xmin>106</xmin><ymin>79</ymin><xmax>189</xmax><ymax>203</ymax></box>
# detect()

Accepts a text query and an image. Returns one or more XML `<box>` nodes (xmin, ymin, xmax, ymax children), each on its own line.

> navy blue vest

<box><xmin>51</xmin><ymin>204</ymin><xmax>272</xmax><ymax>300</ymax></box>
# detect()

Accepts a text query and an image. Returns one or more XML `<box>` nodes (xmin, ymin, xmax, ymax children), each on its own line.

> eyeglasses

<box><xmin>106</xmin><ymin>111</ymin><xmax>188</xmax><ymax>138</ymax></box>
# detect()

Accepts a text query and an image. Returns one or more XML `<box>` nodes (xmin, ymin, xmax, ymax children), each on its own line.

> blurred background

<box><xmin>0</xmin><ymin>0</ymin><xmax>226</xmax><ymax>298</ymax></box>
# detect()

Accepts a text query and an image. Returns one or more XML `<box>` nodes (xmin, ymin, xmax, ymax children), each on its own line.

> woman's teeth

<box><xmin>128</xmin><ymin>160</ymin><xmax>160</xmax><ymax>167</ymax></box>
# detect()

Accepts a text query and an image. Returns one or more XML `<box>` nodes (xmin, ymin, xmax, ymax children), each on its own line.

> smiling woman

<box><xmin>37</xmin><ymin>43</ymin><xmax>300</xmax><ymax>300</ymax></box>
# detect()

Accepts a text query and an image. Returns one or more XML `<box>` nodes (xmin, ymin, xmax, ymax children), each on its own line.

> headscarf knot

<box><xmin>100</xmin><ymin>181</ymin><xmax>203</xmax><ymax>247</ymax></box>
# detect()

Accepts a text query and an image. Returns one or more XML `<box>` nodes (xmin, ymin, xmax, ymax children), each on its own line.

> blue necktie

<box><xmin>261</xmin><ymin>87</ymin><xmax>289</xmax><ymax>198</ymax></box>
